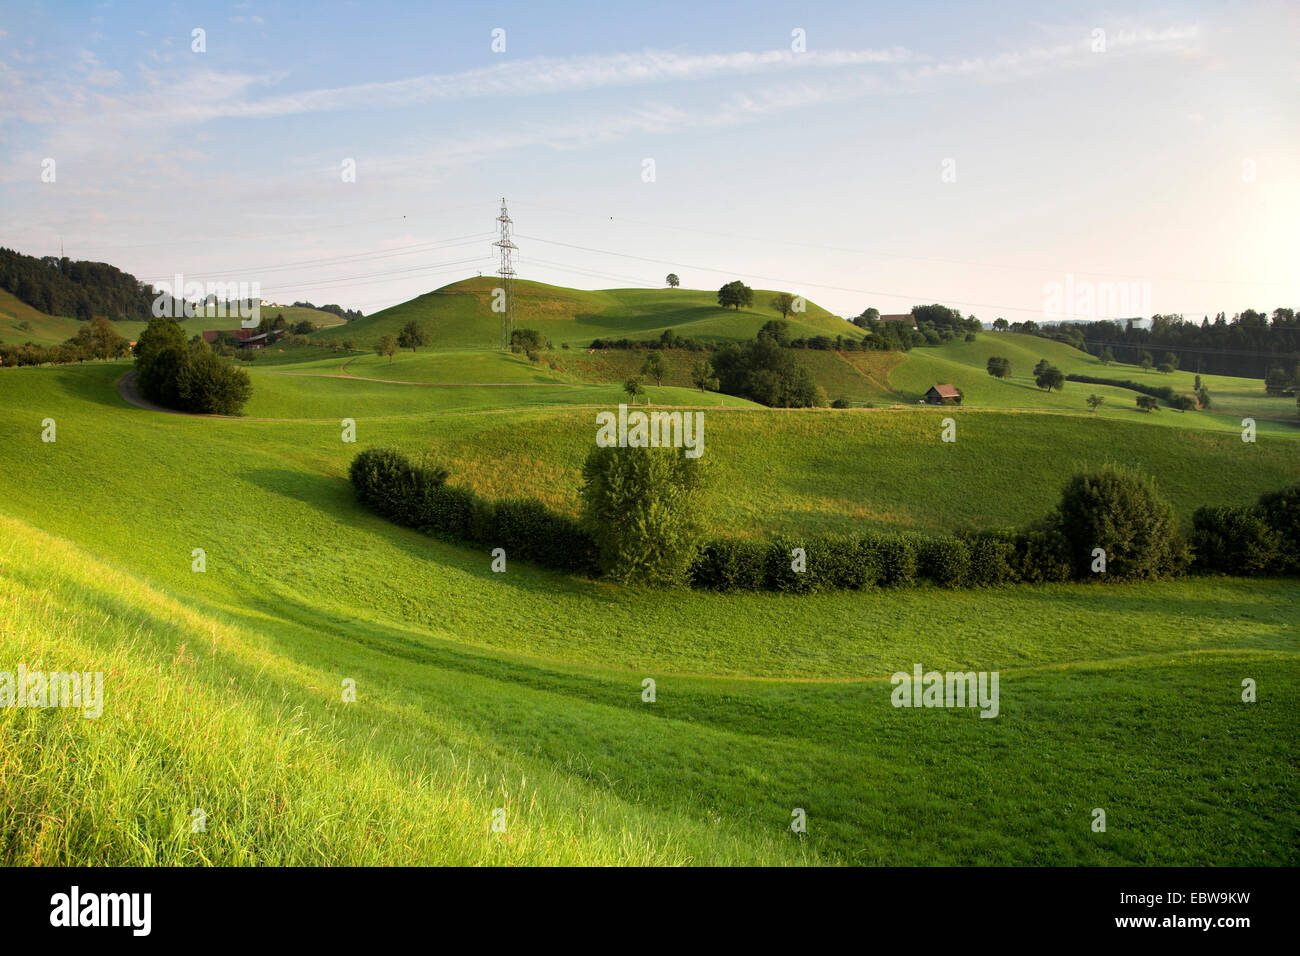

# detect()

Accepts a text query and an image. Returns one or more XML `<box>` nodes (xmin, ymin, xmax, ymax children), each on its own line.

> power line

<box><xmin>65</xmin><ymin>200</ymin><xmax>498</xmax><ymax>255</ymax></box>
<box><xmin>514</xmin><ymin>233</ymin><xmax>1251</xmax><ymax>320</ymax></box>
<box><xmin>250</xmin><ymin>256</ymin><xmax>493</xmax><ymax>297</ymax></box>
<box><xmin>513</xmin><ymin>198</ymin><xmax>1294</xmax><ymax>287</ymax></box>
<box><xmin>138</xmin><ymin>234</ymin><xmax>494</xmax><ymax>282</ymax></box>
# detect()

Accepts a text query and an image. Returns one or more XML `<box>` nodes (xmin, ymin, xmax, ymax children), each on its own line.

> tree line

<box><xmin>1000</xmin><ymin>310</ymin><xmax>1300</xmax><ymax>380</ymax></box>
<box><xmin>0</xmin><ymin>247</ymin><xmax>155</xmax><ymax>321</ymax></box>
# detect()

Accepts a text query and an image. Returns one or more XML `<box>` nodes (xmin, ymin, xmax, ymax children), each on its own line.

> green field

<box><xmin>0</xmin><ymin>290</ymin><xmax>344</xmax><ymax>350</ymax></box>
<box><xmin>314</xmin><ymin>277</ymin><xmax>864</xmax><ymax>350</ymax></box>
<box><xmin>1</xmin><ymin>277</ymin><xmax>1297</xmax><ymax>867</ymax></box>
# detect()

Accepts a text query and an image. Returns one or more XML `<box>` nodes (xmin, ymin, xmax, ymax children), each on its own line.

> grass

<box><xmin>0</xmin><ymin>289</ymin><xmax>341</xmax><ymax>350</ymax></box>
<box><xmin>313</xmin><ymin>277</ymin><xmax>864</xmax><ymax>350</ymax></box>
<box><xmin>889</xmin><ymin>332</ymin><xmax>1299</xmax><ymax>434</ymax></box>
<box><xmin>0</xmin><ymin>321</ymin><xmax>1296</xmax><ymax>867</ymax></box>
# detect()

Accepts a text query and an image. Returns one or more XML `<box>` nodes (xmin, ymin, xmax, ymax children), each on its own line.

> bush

<box><xmin>350</xmin><ymin>449</ymin><xmax>595</xmax><ymax>574</ymax></box>
<box><xmin>579</xmin><ymin>446</ymin><xmax>711</xmax><ymax>586</ymax></box>
<box><xmin>814</xmin><ymin>534</ymin><xmax>879</xmax><ymax>590</ymax></box>
<box><xmin>869</xmin><ymin>533</ymin><xmax>920</xmax><ymax>587</ymax></box>
<box><xmin>690</xmin><ymin>539</ymin><xmax>769</xmax><ymax>591</ymax></box>
<box><xmin>134</xmin><ymin>318</ymin><xmax>251</xmax><ymax>414</ymax></box>
<box><xmin>1065</xmin><ymin>374</ymin><xmax>1179</xmax><ymax>403</ymax></box>
<box><xmin>177</xmin><ymin>342</ymin><xmax>252</xmax><ymax>415</ymax></box>
<box><xmin>1011</xmin><ymin>527</ymin><xmax>1072</xmax><ymax>583</ymax></box>
<box><xmin>348</xmin><ymin>448</ymin><xmax>450</xmax><ymax>525</ymax></box>
<box><xmin>1191</xmin><ymin>505</ymin><xmax>1282</xmax><ymax>575</ymax></box>
<box><xmin>1256</xmin><ymin>482</ymin><xmax>1300</xmax><ymax>573</ymax></box>
<box><xmin>691</xmin><ymin>534</ymin><xmax>879</xmax><ymax>592</ymax></box>
<box><xmin>488</xmin><ymin>497</ymin><xmax>598</xmax><ymax>575</ymax></box>
<box><xmin>1052</xmin><ymin>465</ymin><xmax>1189</xmax><ymax>580</ymax></box>
<box><xmin>962</xmin><ymin>529</ymin><xmax>1020</xmax><ymax>586</ymax></box>
<box><xmin>917</xmin><ymin>536</ymin><xmax>971</xmax><ymax>587</ymax></box>
<box><xmin>764</xmin><ymin>536</ymin><xmax>820</xmax><ymax>594</ymax></box>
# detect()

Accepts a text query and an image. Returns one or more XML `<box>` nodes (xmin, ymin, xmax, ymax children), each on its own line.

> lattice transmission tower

<box><xmin>493</xmin><ymin>198</ymin><xmax>516</xmax><ymax>350</ymax></box>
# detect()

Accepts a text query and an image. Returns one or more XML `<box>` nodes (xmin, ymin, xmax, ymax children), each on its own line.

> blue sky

<box><xmin>1</xmin><ymin>0</ymin><xmax>1297</xmax><ymax>321</ymax></box>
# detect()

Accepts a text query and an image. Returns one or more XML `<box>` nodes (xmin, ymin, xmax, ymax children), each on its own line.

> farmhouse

<box><xmin>925</xmin><ymin>384</ymin><xmax>962</xmax><ymax>405</ymax></box>
<box><xmin>202</xmin><ymin>328</ymin><xmax>270</xmax><ymax>349</ymax></box>
<box><xmin>880</xmin><ymin>313</ymin><xmax>917</xmax><ymax>329</ymax></box>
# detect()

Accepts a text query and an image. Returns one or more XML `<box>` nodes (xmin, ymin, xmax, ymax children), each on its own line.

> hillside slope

<box><xmin>315</xmin><ymin>277</ymin><xmax>863</xmax><ymax>350</ymax></box>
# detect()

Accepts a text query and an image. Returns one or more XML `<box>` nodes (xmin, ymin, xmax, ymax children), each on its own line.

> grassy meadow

<box><xmin>0</xmin><ymin>280</ymin><xmax>1296</xmax><ymax>867</ymax></box>
<box><xmin>313</xmin><ymin>277</ymin><xmax>864</xmax><ymax>350</ymax></box>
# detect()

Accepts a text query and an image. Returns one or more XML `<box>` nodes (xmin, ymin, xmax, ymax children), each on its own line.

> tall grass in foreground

<box><xmin>0</xmin><ymin>516</ymin><xmax>817</xmax><ymax>865</ymax></box>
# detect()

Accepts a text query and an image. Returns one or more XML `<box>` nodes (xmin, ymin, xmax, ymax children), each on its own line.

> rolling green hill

<box><xmin>0</xmin><ymin>361</ymin><xmax>1296</xmax><ymax>865</ymax></box>
<box><xmin>314</xmin><ymin>277</ymin><xmax>863</xmax><ymax>350</ymax></box>
<box><xmin>0</xmin><ymin>289</ymin><xmax>343</xmax><ymax>349</ymax></box>
<box><xmin>886</xmin><ymin>331</ymin><xmax>1299</xmax><ymax>433</ymax></box>
<box><xmin>0</xmin><ymin>289</ymin><xmax>84</xmax><ymax>346</ymax></box>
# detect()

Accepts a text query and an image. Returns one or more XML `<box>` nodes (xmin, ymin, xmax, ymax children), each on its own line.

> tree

<box><xmin>1035</xmin><ymin>366</ymin><xmax>1065</xmax><ymax>391</ymax></box>
<box><xmin>397</xmin><ymin>320</ymin><xmax>428</xmax><ymax>352</ymax></box>
<box><xmin>1139</xmin><ymin>351</ymin><xmax>1153</xmax><ymax>371</ymax></box>
<box><xmin>757</xmin><ymin>319</ymin><xmax>791</xmax><ymax>346</ymax></box>
<box><xmin>176</xmin><ymin>340</ymin><xmax>253</xmax><ymax>415</ymax></box>
<box><xmin>623</xmin><ymin>376</ymin><xmax>645</xmax><ymax>405</ymax></box>
<box><xmin>665</xmin><ymin>273</ymin><xmax>680</xmax><ymax>289</ymax></box>
<box><xmin>1136</xmin><ymin>395</ymin><xmax>1159</xmax><ymax>412</ymax></box>
<box><xmin>710</xmin><ymin>337</ymin><xmax>821</xmax><ymax>407</ymax></box>
<box><xmin>717</xmin><ymin>280</ymin><xmax>754</xmax><ymax>311</ymax></box>
<box><xmin>69</xmin><ymin>316</ymin><xmax>129</xmax><ymax>359</ymax></box>
<box><xmin>1053</xmin><ymin>465</ymin><xmax>1188</xmax><ymax>580</ymax></box>
<box><xmin>134</xmin><ymin>316</ymin><xmax>190</xmax><ymax>408</ymax></box>
<box><xmin>853</xmin><ymin>307</ymin><xmax>880</xmax><ymax>329</ymax></box>
<box><xmin>512</xmin><ymin>328</ymin><xmax>549</xmax><ymax>351</ymax></box>
<box><xmin>691</xmin><ymin>360</ymin><xmax>719</xmax><ymax>393</ymax></box>
<box><xmin>134</xmin><ymin>319</ymin><xmax>251</xmax><ymax>415</ymax></box>
<box><xmin>769</xmin><ymin>293</ymin><xmax>796</xmax><ymax>320</ymax></box>
<box><xmin>1033</xmin><ymin>358</ymin><xmax>1050</xmax><ymax>377</ymax></box>
<box><xmin>1161</xmin><ymin>351</ymin><xmax>1179</xmax><ymax>370</ymax></box>
<box><xmin>1086</xmin><ymin>394</ymin><xmax>1105</xmax><ymax>413</ymax></box>
<box><xmin>986</xmin><ymin>356</ymin><xmax>1011</xmax><ymax>379</ymax></box>
<box><xmin>377</xmin><ymin>334</ymin><xmax>398</xmax><ymax>364</ymax></box>
<box><xmin>1157</xmin><ymin>362</ymin><xmax>1174</xmax><ymax>374</ymax></box>
<box><xmin>640</xmin><ymin>351</ymin><xmax>666</xmax><ymax>387</ymax></box>
<box><xmin>579</xmin><ymin>445</ymin><xmax>710</xmax><ymax>586</ymax></box>
<box><xmin>1196</xmin><ymin>385</ymin><xmax>1211</xmax><ymax>408</ymax></box>
<box><xmin>1099</xmin><ymin>346</ymin><xmax>1115</xmax><ymax>365</ymax></box>
<box><xmin>992</xmin><ymin>317</ymin><xmax>1008</xmax><ymax>331</ymax></box>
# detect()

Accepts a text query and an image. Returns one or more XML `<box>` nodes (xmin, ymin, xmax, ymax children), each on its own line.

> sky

<box><xmin>1</xmin><ymin>0</ymin><xmax>1298</xmax><ymax>322</ymax></box>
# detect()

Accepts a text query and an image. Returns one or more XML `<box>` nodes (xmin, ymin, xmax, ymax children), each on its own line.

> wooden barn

<box><xmin>924</xmin><ymin>384</ymin><xmax>962</xmax><ymax>405</ymax></box>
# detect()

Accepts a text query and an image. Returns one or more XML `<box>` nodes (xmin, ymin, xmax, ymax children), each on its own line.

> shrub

<box><xmin>962</xmin><ymin>529</ymin><xmax>1020</xmax><ymax>586</ymax></box>
<box><xmin>814</xmin><ymin>534</ymin><xmax>879</xmax><ymax>590</ymax></box>
<box><xmin>488</xmin><ymin>497</ymin><xmax>598</xmax><ymax>574</ymax></box>
<box><xmin>134</xmin><ymin>318</ymin><xmax>251</xmax><ymax>414</ymax></box>
<box><xmin>177</xmin><ymin>342</ymin><xmax>252</xmax><ymax>415</ymax></box>
<box><xmin>917</xmin><ymin>536</ymin><xmax>971</xmax><ymax>587</ymax></box>
<box><xmin>765</xmin><ymin>536</ymin><xmax>820</xmax><ymax>594</ymax></box>
<box><xmin>1065</xmin><ymin>374</ymin><xmax>1178</xmax><ymax>403</ymax></box>
<box><xmin>579</xmin><ymin>446</ymin><xmax>711</xmax><ymax>586</ymax></box>
<box><xmin>1191</xmin><ymin>505</ymin><xmax>1282</xmax><ymax>575</ymax></box>
<box><xmin>869</xmin><ymin>533</ymin><xmax>920</xmax><ymax>587</ymax></box>
<box><xmin>690</xmin><ymin>539</ymin><xmax>769</xmax><ymax>591</ymax></box>
<box><xmin>1052</xmin><ymin>465</ymin><xmax>1189</xmax><ymax>580</ymax></box>
<box><xmin>1257</xmin><ymin>482</ymin><xmax>1300</xmax><ymax>573</ymax></box>
<box><xmin>348</xmin><ymin>448</ymin><xmax>451</xmax><ymax>526</ymax></box>
<box><xmin>1011</xmin><ymin>527</ymin><xmax>1072</xmax><ymax>583</ymax></box>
